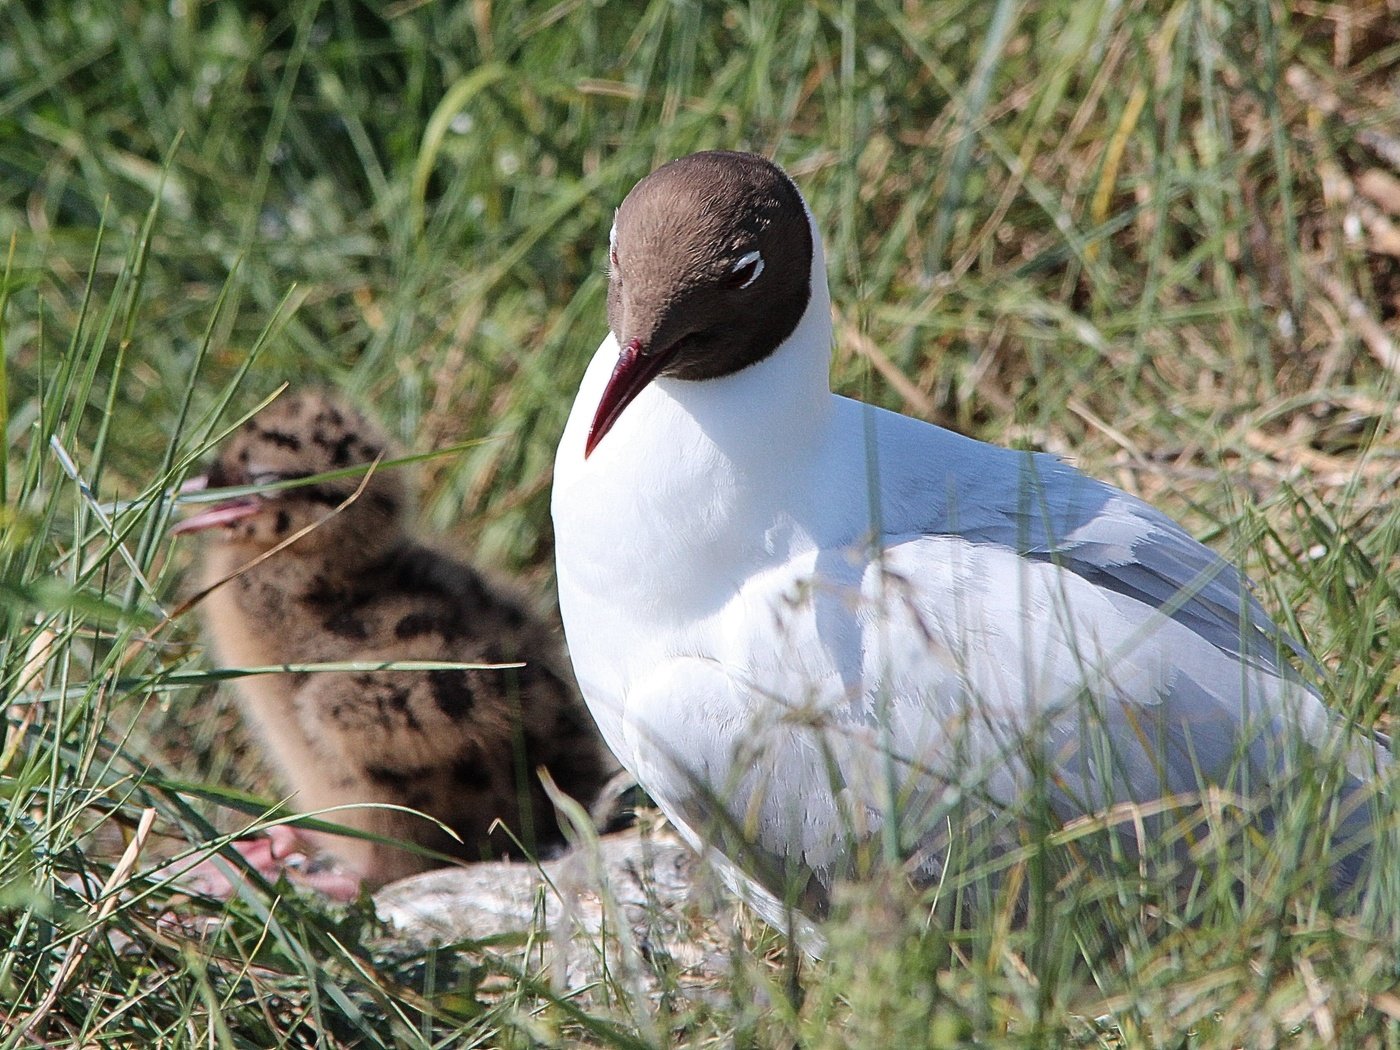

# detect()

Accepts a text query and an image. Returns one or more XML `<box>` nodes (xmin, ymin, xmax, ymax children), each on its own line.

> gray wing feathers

<box><xmin>940</xmin><ymin>451</ymin><xmax>1306</xmax><ymax>678</ymax></box>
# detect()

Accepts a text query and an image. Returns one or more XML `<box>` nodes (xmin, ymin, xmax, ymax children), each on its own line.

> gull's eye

<box><xmin>727</xmin><ymin>250</ymin><xmax>764</xmax><ymax>289</ymax></box>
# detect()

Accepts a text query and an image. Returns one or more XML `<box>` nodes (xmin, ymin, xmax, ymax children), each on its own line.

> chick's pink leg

<box><xmin>178</xmin><ymin>826</ymin><xmax>362</xmax><ymax>900</ymax></box>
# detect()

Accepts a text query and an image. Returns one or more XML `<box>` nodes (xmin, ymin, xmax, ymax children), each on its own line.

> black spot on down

<box><xmin>428</xmin><ymin>668</ymin><xmax>474</xmax><ymax>718</ymax></box>
<box><xmin>451</xmin><ymin>753</ymin><xmax>492</xmax><ymax>791</ymax></box>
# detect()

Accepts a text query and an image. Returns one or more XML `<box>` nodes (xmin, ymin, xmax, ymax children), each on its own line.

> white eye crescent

<box><xmin>608</xmin><ymin>219</ymin><xmax>619</xmax><ymax>272</ymax></box>
<box><xmin>729</xmin><ymin>249</ymin><xmax>764</xmax><ymax>289</ymax></box>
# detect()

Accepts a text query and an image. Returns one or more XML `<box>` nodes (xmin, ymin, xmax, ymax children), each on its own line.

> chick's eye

<box><xmin>727</xmin><ymin>250</ymin><xmax>764</xmax><ymax>289</ymax></box>
<box><xmin>609</xmin><ymin>246</ymin><xmax>619</xmax><ymax>272</ymax></box>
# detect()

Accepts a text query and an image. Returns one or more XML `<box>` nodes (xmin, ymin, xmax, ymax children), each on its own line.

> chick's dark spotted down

<box><xmin>179</xmin><ymin>390</ymin><xmax>616</xmax><ymax>893</ymax></box>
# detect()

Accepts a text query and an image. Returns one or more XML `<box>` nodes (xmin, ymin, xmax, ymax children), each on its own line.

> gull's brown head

<box><xmin>586</xmin><ymin>150</ymin><xmax>814</xmax><ymax>456</ymax></box>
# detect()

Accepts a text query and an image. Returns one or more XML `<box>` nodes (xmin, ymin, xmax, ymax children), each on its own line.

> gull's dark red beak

<box><xmin>585</xmin><ymin>338</ymin><xmax>676</xmax><ymax>458</ymax></box>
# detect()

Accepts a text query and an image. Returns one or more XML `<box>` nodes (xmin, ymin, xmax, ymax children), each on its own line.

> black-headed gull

<box><xmin>552</xmin><ymin>151</ymin><xmax>1382</xmax><ymax>925</ymax></box>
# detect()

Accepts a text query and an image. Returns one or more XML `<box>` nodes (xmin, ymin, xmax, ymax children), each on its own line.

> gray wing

<box><xmin>891</xmin><ymin>449</ymin><xmax>1384</xmax><ymax>885</ymax></box>
<box><xmin>932</xmin><ymin>449</ymin><xmax>1310</xmax><ymax>679</ymax></box>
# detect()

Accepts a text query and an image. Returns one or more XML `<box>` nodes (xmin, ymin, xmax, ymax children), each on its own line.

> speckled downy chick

<box><xmin>175</xmin><ymin>390</ymin><xmax>616</xmax><ymax>896</ymax></box>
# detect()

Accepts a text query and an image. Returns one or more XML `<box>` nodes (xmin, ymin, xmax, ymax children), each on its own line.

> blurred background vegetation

<box><xmin>3</xmin><ymin>0</ymin><xmax>1400</xmax><ymax>1045</ymax></box>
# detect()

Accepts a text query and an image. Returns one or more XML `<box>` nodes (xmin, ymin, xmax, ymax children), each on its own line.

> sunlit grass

<box><xmin>3</xmin><ymin>0</ymin><xmax>1400</xmax><ymax>1045</ymax></box>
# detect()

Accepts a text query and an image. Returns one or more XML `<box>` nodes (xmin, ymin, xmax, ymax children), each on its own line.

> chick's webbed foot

<box><xmin>179</xmin><ymin>825</ymin><xmax>364</xmax><ymax>902</ymax></box>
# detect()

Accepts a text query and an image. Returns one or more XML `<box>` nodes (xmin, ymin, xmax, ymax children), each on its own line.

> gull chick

<box><xmin>552</xmin><ymin>150</ymin><xmax>1385</xmax><ymax>929</ymax></box>
<box><xmin>178</xmin><ymin>389</ymin><xmax>615</xmax><ymax>897</ymax></box>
